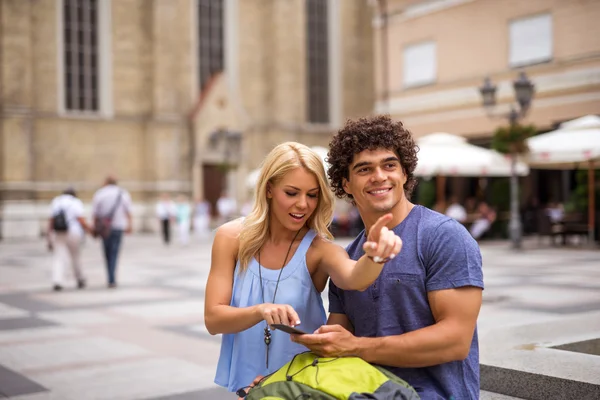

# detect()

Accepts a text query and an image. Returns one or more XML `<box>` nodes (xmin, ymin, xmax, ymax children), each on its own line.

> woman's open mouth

<box><xmin>289</xmin><ymin>213</ymin><xmax>305</xmax><ymax>221</ymax></box>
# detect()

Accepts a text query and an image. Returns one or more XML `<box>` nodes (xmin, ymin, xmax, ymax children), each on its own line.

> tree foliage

<box><xmin>491</xmin><ymin>123</ymin><xmax>536</xmax><ymax>155</ymax></box>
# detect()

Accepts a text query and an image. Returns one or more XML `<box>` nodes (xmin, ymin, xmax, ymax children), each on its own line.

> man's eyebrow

<box><xmin>285</xmin><ymin>185</ymin><xmax>319</xmax><ymax>191</ymax></box>
<box><xmin>382</xmin><ymin>157</ymin><xmax>401</xmax><ymax>163</ymax></box>
<box><xmin>352</xmin><ymin>161</ymin><xmax>372</xmax><ymax>171</ymax></box>
<box><xmin>352</xmin><ymin>157</ymin><xmax>400</xmax><ymax>171</ymax></box>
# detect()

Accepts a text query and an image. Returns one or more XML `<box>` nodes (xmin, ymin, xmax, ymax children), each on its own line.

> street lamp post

<box><xmin>479</xmin><ymin>72</ymin><xmax>535</xmax><ymax>250</ymax></box>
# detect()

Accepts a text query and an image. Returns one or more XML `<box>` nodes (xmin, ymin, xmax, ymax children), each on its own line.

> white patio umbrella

<box><xmin>526</xmin><ymin>115</ymin><xmax>600</xmax><ymax>242</ymax></box>
<box><xmin>245</xmin><ymin>146</ymin><xmax>330</xmax><ymax>189</ymax></box>
<box><xmin>415</xmin><ymin>132</ymin><xmax>529</xmax><ymax>177</ymax></box>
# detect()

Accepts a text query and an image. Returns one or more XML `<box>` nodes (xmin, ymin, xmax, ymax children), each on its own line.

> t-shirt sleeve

<box><xmin>72</xmin><ymin>199</ymin><xmax>84</xmax><ymax>218</ymax></box>
<box><xmin>92</xmin><ymin>192</ymin><xmax>100</xmax><ymax>216</ymax></box>
<box><xmin>123</xmin><ymin>191</ymin><xmax>132</xmax><ymax>213</ymax></box>
<box><xmin>328</xmin><ymin>280</ymin><xmax>345</xmax><ymax>314</ymax></box>
<box><xmin>424</xmin><ymin>219</ymin><xmax>484</xmax><ymax>292</ymax></box>
<box><xmin>73</xmin><ymin>199</ymin><xmax>83</xmax><ymax>218</ymax></box>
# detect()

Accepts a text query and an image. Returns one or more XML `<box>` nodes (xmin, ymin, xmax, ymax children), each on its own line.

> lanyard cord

<box><xmin>257</xmin><ymin>228</ymin><xmax>303</xmax><ymax>368</ymax></box>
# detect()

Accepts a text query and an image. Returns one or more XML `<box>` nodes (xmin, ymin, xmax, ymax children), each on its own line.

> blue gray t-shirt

<box><xmin>329</xmin><ymin>205</ymin><xmax>484</xmax><ymax>399</ymax></box>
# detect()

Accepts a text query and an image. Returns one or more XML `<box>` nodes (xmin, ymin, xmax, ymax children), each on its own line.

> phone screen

<box><xmin>271</xmin><ymin>324</ymin><xmax>308</xmax><ymax>335</ymax></box>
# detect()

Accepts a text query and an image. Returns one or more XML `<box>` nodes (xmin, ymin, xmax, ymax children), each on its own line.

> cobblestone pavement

<box><xmin>1</xmin><ymin>234</ymin><xmax>599</xmax><ymax>399</ymax></box>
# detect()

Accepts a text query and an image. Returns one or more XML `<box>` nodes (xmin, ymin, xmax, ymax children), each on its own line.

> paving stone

<box><xmin>28</xmin><ymin>358</ymin><xmax>216</xmax><ymax>400</ymax></box>
<box><xmin>0</xmin><ymin>317</ymin><xmax>58</xmax><ymax>331</ymax></box>
<box><xmin>0</xmin><ymin>294</ymin><xmax>61</xmax><ymax>313</ymax></box>
<box><xmin>0</xmin><ymin>326</ymin><xmax>83</xmax><ymax>345</ymax></box>
<box><xmin>0</xmin><ymin>337</ymin><xmax>149</xmax><ymax>371</ymax></box>
<box><xmin>144</xmin><ymin>386</ymin><xmax>237</xmax><ymax>400</ymax></box>
<box><xmin>108</xmin><ymin>300</ymin><xmax>205</xmax><ymax>321</ymax></box>
<box><xmin>0</xmin><ymin>303</ymin><xmax>30</xmax><ymax>320</ymax></box>
<box><xmin>32</xmin><ymin>288</ymin><xmax>184</xmax><ymax>308</ymax></box>
<box><xmin>36</xmin><ymin>310</ymin><xmax>121</xmax><ymax>326</ymax></box>
<box><xmin>161</xmin><ymin>323</ymin><xmax>220</xmax><ymax>343</ymax></box>
<box><xmin>0</xmin><ymin>364</ymin><xmax>48</xmax><ymax>397</ymax></box>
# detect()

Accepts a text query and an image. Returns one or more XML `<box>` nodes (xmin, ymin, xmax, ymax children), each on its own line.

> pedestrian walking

<box><xmin>92</xmin><ymin>175</ymin><xmax>133</xmax><ymax>288</ymax></box>
<box><xmin>156</xmin><ymin>193</ymin><xmax>176</xmax><ymax>245</ymax></box>
<box><xmin>47</xmin><ymin>187</ymin><xmax>91</xmax><ymax>291</ymax></box>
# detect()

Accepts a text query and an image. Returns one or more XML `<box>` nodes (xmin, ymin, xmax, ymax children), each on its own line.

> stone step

<box><xmin>481</xmin><ymin>364</ymin><xmax>600</xmax><ymax>400</ymax></box>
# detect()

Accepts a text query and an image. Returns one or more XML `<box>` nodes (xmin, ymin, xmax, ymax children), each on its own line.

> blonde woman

<box><xmin>205</xmin><ymin>142</ymin><xmax>402</xmax><ymax>393</ymax></box>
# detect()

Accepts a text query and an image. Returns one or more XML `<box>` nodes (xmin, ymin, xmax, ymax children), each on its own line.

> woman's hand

<box><xmin>363</xmin><ymin>213</ymin><xmax>403</xmax><ymax>263</ymax></box>
<box><xmin>257</xmin><ymin>303</ymin><xmax>301</xmax><ymax>327</ymax></box>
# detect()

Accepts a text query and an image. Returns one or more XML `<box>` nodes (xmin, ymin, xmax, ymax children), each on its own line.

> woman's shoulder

<box><xmin>214</xmin><ymin>218</ymin><xmax>244</xmax><ymax>240</ymax></box>
<box><xmin>308</xmin><ymin>233</ymin><xmax>338</xmax><ymax>254</ymax></box>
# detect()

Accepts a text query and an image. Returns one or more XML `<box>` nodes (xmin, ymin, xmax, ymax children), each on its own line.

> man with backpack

<box><xmin>92</xmin><ymin>175</ymin><xmax>133</xmax><ymax>288</ymax></box>
<box><xmin>291</xmin><ymin>116</ymin><xmax>484</xmax><ymax>399</ymax></box>
<box><xmin>47</xmin><ymin>187</ymin><xmax>91</xmax><ymax>291</ymax></box>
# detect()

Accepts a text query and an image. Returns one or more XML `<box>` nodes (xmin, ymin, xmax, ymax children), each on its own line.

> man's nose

<box><xmin>370</xmin><ymin>167</ymin><xmax>386</xmax><ymax>182</ymax></box>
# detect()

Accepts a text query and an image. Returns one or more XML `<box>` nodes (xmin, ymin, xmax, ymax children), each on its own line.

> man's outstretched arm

<box><xmin>294</xmin><ymin>286</ymin><xmax>482</xmax><ymax>368</ymax></box>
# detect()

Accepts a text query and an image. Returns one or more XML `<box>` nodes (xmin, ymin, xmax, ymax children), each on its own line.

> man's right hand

<box><xmin>256</xmin><ymin>303</ymin><xmax>300</xmax><ymax>327</ymax></box>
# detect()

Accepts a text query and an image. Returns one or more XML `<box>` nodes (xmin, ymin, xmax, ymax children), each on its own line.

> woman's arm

<box><xmin>204</xmin><ymin>222</ymin><xmax>300</xmax><ymax>335</ymax></box>
<box><xmin>317</xmin><ymin>214</ymin><xmax>402</xmax><ymax>291</ymax></box>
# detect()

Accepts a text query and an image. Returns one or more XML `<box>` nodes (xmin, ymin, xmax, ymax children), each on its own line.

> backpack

<box><xmin>52</xmin><ymin>209</ymin><xmax>69</xmax><ymax>232</ymax></box>
<box><xmin>244</xmin><ymin>352</ymin><xmax>420</xmax><ymax>400</ymax></box>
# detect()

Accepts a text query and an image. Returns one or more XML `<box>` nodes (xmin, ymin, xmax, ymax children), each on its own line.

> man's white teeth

<box><xmin>371</xmin><ymin>189</ymin><xmax>389</xmax><ymax>194</ymax></box>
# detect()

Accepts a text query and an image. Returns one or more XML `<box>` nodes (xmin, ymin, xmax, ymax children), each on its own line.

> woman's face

<box><xmin>268</xmin><ymin>167</ymin><xmax>320</xmax><ymax>231</ymax></box>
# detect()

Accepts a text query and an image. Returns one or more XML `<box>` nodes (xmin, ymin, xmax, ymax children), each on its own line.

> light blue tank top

<box><xmin>214</xmin><ymin>229</ymin><xmax>326</xmax><ymax>392</ymax></box>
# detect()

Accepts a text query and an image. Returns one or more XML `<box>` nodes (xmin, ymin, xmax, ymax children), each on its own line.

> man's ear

<box><xmin>342</xmin><ymin>178</ymin><xmax>352</xmax><ymax>196</ymax></box>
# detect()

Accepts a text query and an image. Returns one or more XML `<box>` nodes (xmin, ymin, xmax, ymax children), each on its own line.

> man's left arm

<box><xmin>294</xmin><ymin>287</ymin><xmax>481</xmax><ymax>367</ymax></box>
<box><xmin>355</xmin><ymin>286</ymin><xmax>481</xmax><ymax>367</ymax></box>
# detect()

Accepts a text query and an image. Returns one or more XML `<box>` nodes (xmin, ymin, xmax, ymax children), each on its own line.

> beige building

<box><xmin>0</xmin><ymin>0</ymin><xmax>375</xmax><ymax>239</ymax></box>
<box><xmin>372</xmin><ymin>0</ymin><xmax>600</xmax><ymax>203</ymax></box>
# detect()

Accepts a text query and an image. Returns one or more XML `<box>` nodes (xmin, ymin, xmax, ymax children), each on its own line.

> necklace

<box><xmin>257</xmin><ymin>228</ymin><xmax>303</xmax><ymax>369</ymax></box>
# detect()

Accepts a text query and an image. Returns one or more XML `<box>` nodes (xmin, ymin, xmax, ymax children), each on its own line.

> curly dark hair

<box><xmin>327</xmin><ymin>115</ymin><xmax>419</xmax><ymax>201</ymax></box>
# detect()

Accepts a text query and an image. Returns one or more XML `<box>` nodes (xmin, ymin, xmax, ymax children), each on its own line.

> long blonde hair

<box><xmin>238</xmin><ymin>142</ymin><xmax>334</xmax><ymax>272</ymax></box>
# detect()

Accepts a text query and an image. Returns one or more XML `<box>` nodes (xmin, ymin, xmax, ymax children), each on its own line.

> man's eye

<box><xmin>358</xmin><ymin>168</ymin><xmax>369</xmax><ymax>173</ymax></box>
<box><xmin>385</xmin><ymin>163</ymin><xmax>397</xmax><ymax>169</ymax></box>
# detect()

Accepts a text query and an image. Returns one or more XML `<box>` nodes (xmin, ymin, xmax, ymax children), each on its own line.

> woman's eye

<box><xmin>285</xmin><ymin>192</ymin><xmax>297</xmax><ymax>197</ymax></box>
<box><xmin>308</xmin><ymin>194</ymin><xmax>318</xmax><ymax>198</ymax></box>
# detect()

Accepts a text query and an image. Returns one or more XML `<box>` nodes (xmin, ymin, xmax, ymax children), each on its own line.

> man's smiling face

<box><xmin>342</xmin><ymin>148</ymin><xmax>407</xmax><ymax>215</ymax></box>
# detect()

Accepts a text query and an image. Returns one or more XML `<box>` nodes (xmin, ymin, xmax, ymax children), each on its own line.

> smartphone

<box><xmin>271</xmin><ymin>324</ymin><xmax>308</xmax><ymax>335</ymax></box>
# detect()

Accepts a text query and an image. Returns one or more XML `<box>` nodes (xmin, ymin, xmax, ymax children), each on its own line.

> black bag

<box><xmin>52</xmin><ymin>209</ymin><xmax>69</xmax><ymax>232</ymax></box>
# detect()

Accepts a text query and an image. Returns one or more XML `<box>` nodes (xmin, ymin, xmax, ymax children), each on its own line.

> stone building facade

<box><xmin>0</xmin><ymin>0</ymin><xmax>375</xmax><ymax>238</ymax></box>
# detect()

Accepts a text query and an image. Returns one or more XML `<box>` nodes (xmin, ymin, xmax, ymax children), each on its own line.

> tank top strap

<box><xmin>297</xmin><ymin>229</ymin><xmax>317</xmax><ymax>257</ymax></box>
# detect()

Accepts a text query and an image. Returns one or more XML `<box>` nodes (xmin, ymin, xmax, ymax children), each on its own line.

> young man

<box><xmin>92</xmin><ymin>175</ymin><xmax>133</xmax><ymax>288</ymax></box>
<box><xmin>292</xmin><ymin>115</ymin><xmax>484</xmax><ymax>399</ymax></box>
